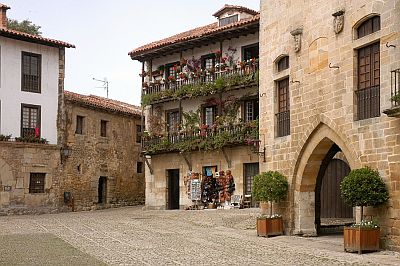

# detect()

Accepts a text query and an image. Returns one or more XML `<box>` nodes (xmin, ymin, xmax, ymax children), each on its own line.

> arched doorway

<box><xmin>292</xmin><ymin>123</ymin><xmax>359</xmax><ymax>236</ymax></box>
<box><xmin>315</xmin><ymin>145</ymin><xmax>353</xmax><ymax>234</ymax></box>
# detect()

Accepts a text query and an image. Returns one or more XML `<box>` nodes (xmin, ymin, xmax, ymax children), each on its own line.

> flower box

<box><xmin>344</xmin><ymin>226</ymin><xmax>380</xmax><ymax>254</ymax></box>
<box><xmin>257</xmin><ymin>217</ymin><xmax>284</xmax><ymax>237</ymax></box>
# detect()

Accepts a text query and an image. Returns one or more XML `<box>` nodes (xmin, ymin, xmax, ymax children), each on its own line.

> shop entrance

<box><xmin>167</xmin><ymin>169</ymin><xmax>180</xmax><ymax>210</ymax></box>
<box><xmin>98</xmin><ymin>176</ymin><xmax>107</xmax><ymax>204</ymax></box>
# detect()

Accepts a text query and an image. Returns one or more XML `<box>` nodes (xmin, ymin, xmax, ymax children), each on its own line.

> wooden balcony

<box><xmin>142</xmin><ymin>64</ymin><xmax>258</xmax><ymax>105</ymax></box>
<box><xmin>383</xmin><ymin>68</ymin><xmax>400</xmax><ymax>118</ymax></box>
<box><xmin>142</xmin><ymin>122</ymin><xmax>259</xmax><ymax>155</ymax></box>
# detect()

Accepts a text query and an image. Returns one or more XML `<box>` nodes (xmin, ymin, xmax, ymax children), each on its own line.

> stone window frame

<box><xmin>75</xmin><ymin>115</ymin><xmax>85</xmax><ymax>135</ymax></box>
<box><xmin>273</xmin><ymin>54</ymin><xmax>290</xmax><ymax>76</ymax></box>
<box><xmin>352</xmin><ymin>13</ymin><xmax>383</xmax><ymax>122</ymax></box>
<box><xmin>274</xmin><ymin>76</ymin><xmax>291</xmax><ymax>138</ymax></box>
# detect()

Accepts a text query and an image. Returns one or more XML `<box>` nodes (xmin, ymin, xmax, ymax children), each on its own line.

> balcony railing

<box><xmin>142</xmin><ymin>122</ymin><xmax>259</xmax><ymax>155</ymax></box>
<box><xmin>391</xmin><ymin>68</ymin><xmax>400</xmax><ymax>107</ymax></box>
<box><xmin>356</xmin><ymin>85</ymin><xmax>380</xmax><ymax>120</ymax></box>
<box><xmin>142</xmin><ymin>64</ymin><xmax>258</xmax><ymax>97</ymax></box>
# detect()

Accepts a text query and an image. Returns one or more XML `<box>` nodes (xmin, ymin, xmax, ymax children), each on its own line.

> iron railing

<box><xmin>356</xmin><ymin>85</ymin><xmax>380</xmax><ymax>120</ymax></box>
<box><xmin>276</xmin><ymin>110</ymin><xmax>290</xmax><ymax>137</ymax></box>
<box><xmin>142</xmin><ymin>123</ymin><xmax>258</xmax><ymax>155</ymax></box>
<box><xmin>391</xmin><ymin>68</ymin><xmax>400</xmax><ymax>107</ymax></box>
<box><xmin>142</xmin><ymin>64</ymin><xmax>258</xmax><ymax>96</ymax></box>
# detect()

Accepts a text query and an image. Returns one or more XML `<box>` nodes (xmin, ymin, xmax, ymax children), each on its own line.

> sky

<box><xmin>4</xmin><ymin>0</ymin><xmax>259</xmax><ymax>105</ymax></box>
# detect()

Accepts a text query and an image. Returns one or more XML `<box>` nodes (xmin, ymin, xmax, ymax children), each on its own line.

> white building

<box><xmin>0</xmin><ymin>3</ymin><xmax>74</xmax><ymax>144</ymax></box>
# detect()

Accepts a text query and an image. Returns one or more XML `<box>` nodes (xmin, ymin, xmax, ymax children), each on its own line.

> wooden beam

<box><xmin>180</xmin><ymin>153</ymin><xmax>192</xmax><ymax>171</ymax></box>
<box><xmin>144</xmin><ymin>156</ymin><xmax>154</xmax><ymax>175</ymax></box>
<box><xmin>222</xmin><ymin>148</ymin><xmax>232</xmax><ymax>168</ymax></box>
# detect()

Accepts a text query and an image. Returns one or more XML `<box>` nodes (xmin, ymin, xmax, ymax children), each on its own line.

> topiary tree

<box><xmin>252</xmin><ymin>171</ymin><xmax>289</xmax><ymax>216</ymax></box>
<box><xmin>340</xmin><ymin>167</ymin><xmax>389</xmax><ymax>222</ymax></box>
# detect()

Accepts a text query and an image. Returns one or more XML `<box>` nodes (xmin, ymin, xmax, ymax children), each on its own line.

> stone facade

<box><xmin>0</xmin><ymin>142</ymin><xmax>61</xmax><ymax>214</ymax></box>
<box><xmin>62</xmin><ymin>92</ymin><xmax>145</xmax><ymax>211</ymax></box>
<box><xmin>260</xmin><ymin>0</ymin><xmax>400</xmax><ymax>250</ymax></box>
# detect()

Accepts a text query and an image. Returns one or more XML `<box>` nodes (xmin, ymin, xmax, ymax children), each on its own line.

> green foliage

<box><xmin>141</xmin><ymin>71</ymin><xmax>258</xmax><ymax>106</ymax></box>
<box><xmin>252</xmin><ymin>171</ymin><xmax>289</xmax><ymax>203</ymax></box>
<box><xmin>0</xmin><ymin>134</ymin><xmax>11</xmax><ymax>141</ymax></box>
<box><xmin>340</xmin><ymin>167</ymin><xmax>389</xmax><ymax>208</ymax></box>
<box><xmin>15</xmin><ymin>135</ymin><xmax>48</xmax><ymax>144</ymax></box>
<box><xmin>7</xmin><ymin>19</ymin><xmax>42</xmax><ymax>35</ymax></box>
<box><xmin>181</xmin><ymin>110</ymin><xmax>200</xmax><ymax>131</ymax></box>
<box><xmin>391</xmin><ymin>93</ymin><xmax>400</xmax><ymax>103</ymax></box>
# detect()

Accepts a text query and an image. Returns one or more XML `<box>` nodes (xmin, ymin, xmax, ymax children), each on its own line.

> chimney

<box><xmin>0</xmin><ymin>4</ymin><xmax>10</xmax><ymax>29</ymax></box>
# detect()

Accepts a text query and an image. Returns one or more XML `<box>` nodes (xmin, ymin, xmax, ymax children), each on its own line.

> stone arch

<box><xmin>290</xmin><ymin>122</ymin><xmax>361</xmax><ymax>236</ymax></box>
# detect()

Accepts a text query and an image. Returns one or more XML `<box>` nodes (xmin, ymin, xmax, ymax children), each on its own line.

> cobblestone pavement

<box><xmin>1</xmin><ymin>206</ymin><xmax>400</xmax><ymax>265</ymax></box>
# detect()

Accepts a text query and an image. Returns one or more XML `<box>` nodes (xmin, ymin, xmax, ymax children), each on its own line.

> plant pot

<box><xmin>344</xmin><ymin>226</ymin><xmax>380</xmax><ymax>254</ymax></box>
<box><xmin>259</xmin><ymin>202</ymin><xmax>268</xmax><ymax>215</ymax></box>
<box><xmin>257</xmin><ymin>217</ymin><xmax>284</xmax><ymax>237</ymax></box>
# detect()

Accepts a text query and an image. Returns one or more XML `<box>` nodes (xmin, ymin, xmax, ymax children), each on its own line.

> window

<box><xmin>21</xmin><ymin>52</ymin><xmax>41</xmax><ymax>93</ymax></box>
<box><xmin>357</xmin><ymin>16</ymin><xmax>380</xmax><ymax>39</ymax></box>
<box><xmin>219</xmin><ymin>15</ymin><xmax>238</xmax><ymax>27</ymax></box>
<box><xmin>276</xmin><ymin>78</ymin><xmax>290</xmax><ymax>137</ymax></box>
<box><xmin>75</xmin><ymin>115</ymin><xmax>84</xmax><ymax>134</ymax></box>
<box><xmin>244</xmin><ymin>99</ymin><xmax>259</xmax><ymax>122</ymax></box>
<box><xmin>136</xmin><ymin>125</ymin><xmax>142</xmax><ymax>143</ymax></box>
<box><xmin>356</xmin><ymin>42</ymin><xmax>380</xmax><ymax>120</ymax></box>
<box><xmin>166</xmin><ymin>110</ymin><xmax>180</xmax><ymax>133</ymax></box>
<box><xmin>165</xmin><ymin>62</ymin><xmax>179</xmax><ymax>79</ymax></box>
<box><xmin>242</xmin><ymin>43</ymin><xmax>259</xmax><ymax>61</ymax></box>
<box><xmin>137</xmin><ymin>162</ymin><xmax>143</xmax><ymax>174</ymax></box>
<box><xmin>277</xmin><ymin>56</ymin><xmax>289</xmax><ymax>72</ymax></box>
<box><xmin>201</xmin><ymin>54</ymin><xmax>215</xmax><ymax>70</ymax></box>
<box><xmin>21</xmin><ymin>104</ymin><xmax>40</xmax><ymax>138</ymax></box>
<box><xmin>29</xmin><ymin>173</ymin><xmax>45</xmax><ymax>193</ymax></box>
<box><xmin>100</xmin><ymin>120</ymin><xmax>108</xmax><ymax>137</ymax></box>
<box><xmin>203</xmin><ymin>106</ymin><xmax>217</xmax><ymax>126</ymax></box>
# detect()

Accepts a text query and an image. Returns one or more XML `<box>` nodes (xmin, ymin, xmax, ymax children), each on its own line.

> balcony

<box><xmin>142</xmin><ymin>63</ymin><xmax>258</xmax><ymax>106</ymax></box>
<box><xmin>142</xmin><ymin>122</ymin><xmax>259</xmax><ymax>155</ymax></box>
<box><xmin>383</xmin><ymin>68</ymin><xmax>400</xmax><ymax>117</ymax></box>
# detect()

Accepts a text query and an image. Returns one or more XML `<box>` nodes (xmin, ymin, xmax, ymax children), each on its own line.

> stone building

<box><xmin>62</xmin><ymin>91</ymin><xmax>145</xmax><ymax>211</ymax></box>
<box><xmin>129</xmin><ymin>5</ymin><xmax>261</xmax><ymax>210</ymax></box>
<box><xmin>259</xmin><ymin>0</ymin><xmax>400</xmax><ymax>249</ymax></box>
<box><xmin>0</xmin><ymin>3</ymin><xmax>74</xmax><ymax>214</ymax></box>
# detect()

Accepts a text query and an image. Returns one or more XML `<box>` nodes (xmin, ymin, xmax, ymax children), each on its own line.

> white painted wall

<box><xmin>0</xmin><ymin>37</ymin><xmax>60</xmax><ymax>144</ymax></box>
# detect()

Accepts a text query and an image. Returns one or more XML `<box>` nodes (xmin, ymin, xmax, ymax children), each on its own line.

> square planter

<box><xmin>257</xmin><ymin>217</ymin><xmax>284</xmax><ymax>237</ymax></box>
<box><xmin>344</xmin><ymin>226</ymin><xmax>380</xmax><ymax>254</ymax></box>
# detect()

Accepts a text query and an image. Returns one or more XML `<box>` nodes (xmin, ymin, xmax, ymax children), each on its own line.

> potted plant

<box><xmin>340</xmin><ymin>167</ymin><xmax>389</xmax><ymax>254</ymax></box>
<box><xmin>252</xmin><ymin>171</ymin><xmax>289</xmax><ymax>237</ymax></box>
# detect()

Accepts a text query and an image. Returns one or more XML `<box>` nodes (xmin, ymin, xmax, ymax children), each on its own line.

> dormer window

<box><xmin>219</xmin><ymin>14</ymin><xmax>238</xmax><ymax>27</ymax></box>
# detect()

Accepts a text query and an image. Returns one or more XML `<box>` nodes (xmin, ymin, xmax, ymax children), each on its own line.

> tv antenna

<box><xmin>92</xmin><ymin>77</ymin><xmax>109</xmax><ymax>98</ymax></box>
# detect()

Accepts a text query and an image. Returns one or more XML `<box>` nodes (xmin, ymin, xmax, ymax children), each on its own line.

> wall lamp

<box><xmin>60</xmin><ymin>146</ymin><xmax>72</xmax><ymax>164</ymax></box>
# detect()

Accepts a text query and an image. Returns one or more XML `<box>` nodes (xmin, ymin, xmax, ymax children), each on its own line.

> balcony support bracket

<box><xmin>143</xmin><ymin>156</ymin><xmax>154</xmax><ymax>175</ymax></box>
<box><xmin>222</xmin><ymin>148</ymin><xmax>232</xmax><ymax>168</ymax></box>
<box><xmin>180</xmin><ymin>152</ymin><xmax>192</xmax><ymax>171</ymax></box>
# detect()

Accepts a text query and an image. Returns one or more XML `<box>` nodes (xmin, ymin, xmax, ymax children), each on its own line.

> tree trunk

<box><xmin>270</xmin><ymin>201</ymin><xmax>273</xmax><ymax>217</ymax></box>
<box><xmin>360</xmin><ymin>205</ymin><xmax>364</xmax><ymax>222</ymax></box>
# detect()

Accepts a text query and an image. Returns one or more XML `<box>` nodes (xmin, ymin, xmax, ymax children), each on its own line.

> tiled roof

<box><xmin>129</xmin><ymin>13</ymin><xmax>259</xmax><ymax>58</ymax></box>
<box><xmin>0</xmin><ymin>27</ymin><xmax>75</xmax><ymax>48</ymax></box>
<box><xmin>64</xmin><ymin>91</ymin><xmax>141</xmax><ymax>117</ymax></box>
<box><xmin>212</xmin><ymin>4</ymin><xmax>258</xmax><ymax>17</ymax></box>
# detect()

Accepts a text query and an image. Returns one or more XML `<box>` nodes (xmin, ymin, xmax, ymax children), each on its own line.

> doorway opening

<box><xmin>98</xmin><ymin>176</ymin><xmax>107</xmax><ymax>204</ymax></box>
<box><xmin>167</xmin><ymin>169</ymin><xmax>180</xmax><ymax>210</ymax></box>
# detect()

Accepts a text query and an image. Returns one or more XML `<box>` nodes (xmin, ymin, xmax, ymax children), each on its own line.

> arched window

<box><xmin>357</xmin><ymin>16</ymin><xmax>380</xmax><ymax>39</ymax></box>
<box><xmin>277</xmin><ymin>56</ymin><xmax>289</xmax><ymax>72</ymax></box>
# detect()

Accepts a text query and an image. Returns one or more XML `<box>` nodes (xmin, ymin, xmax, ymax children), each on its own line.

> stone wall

<box><xmin>259</xmin><ymin>0</ymin><xmax>400</xmax><ymax>249</ymax></box>
<box><xmin>0</xmin><ymin>142</ymin><xmax>61</xmax><ymax>214</ymax></box>
<box><xmin>62</xmin><ymin>102</ymin><xmax>145</xmax><ymax>211</ymax></box>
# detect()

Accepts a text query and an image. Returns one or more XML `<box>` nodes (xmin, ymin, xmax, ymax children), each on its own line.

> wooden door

<box><xmin>244</xmin><ymin>163</ymin><xmax>259</xmax><ymax>206</ymax></box>
<box><xmin>320</xmin><ymin>159</ymin><xmax>352</xmax><ymax>218</ymax></box>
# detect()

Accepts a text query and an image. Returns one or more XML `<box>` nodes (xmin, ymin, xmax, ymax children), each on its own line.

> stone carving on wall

<box><xmin>290</xmin><ymin>28</ymin><xmax>303</xmax><ymax>53</ymax></box>
<box><xmin>332</xmin><ymin>10</ymin><xmax>345</xmax><ymax>34</ymax></box>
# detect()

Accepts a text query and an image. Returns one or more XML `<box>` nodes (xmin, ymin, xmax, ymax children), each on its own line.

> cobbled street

<box><xmin>1</xmin><ymin>206</ymin><xmax>400</xmax><ymax>265</ymax></box>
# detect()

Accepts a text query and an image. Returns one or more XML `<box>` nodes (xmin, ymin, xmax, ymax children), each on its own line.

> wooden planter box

<box><xmin>344</xmin><ymin>226</ymin><xmax>380</xmax><ymax>254</ymax></box>
<box><xmin>257</xmin><ymin>217</ymin><xmax>284</xmax><ymax>237</ymax></box>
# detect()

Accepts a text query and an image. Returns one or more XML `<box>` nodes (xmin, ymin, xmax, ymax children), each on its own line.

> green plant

<box><xmin>182</xmin><ymin>110</ymin><xmax>200</xmax><ymax>131</ymax></box>
<box><xmin>15</xmin><ymin>135</ymin><xmax>48</xmax><ymax>144</ymax></box>
<box><xmin>340</xmin><ymin>167</ymin><xmax>389</xmax><ymax>223</ymax></box>
<box><xmin>391</xmin><ymin>93</ymin><xmax>400</xmax><ymax>103</ymax></box>
<box><xmin>252</xmin><ymin>171</ymin><xmax>289</xmax><ymax>216</ymax></box>
<box><xmin>0</xmin><ymin>134</ymin><xmax>11</xmax><ymax>141</ymax></box>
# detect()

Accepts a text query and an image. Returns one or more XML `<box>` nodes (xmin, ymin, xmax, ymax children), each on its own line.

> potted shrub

<box><xmin>252</xmin><ymin>171</ymin><xmax>289</xmax><ymax>237</ymax></box>
<box><xmin>340</xmin><ymin>167</ymin><xmax>389</xmax><ymax>254</ymax></box>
